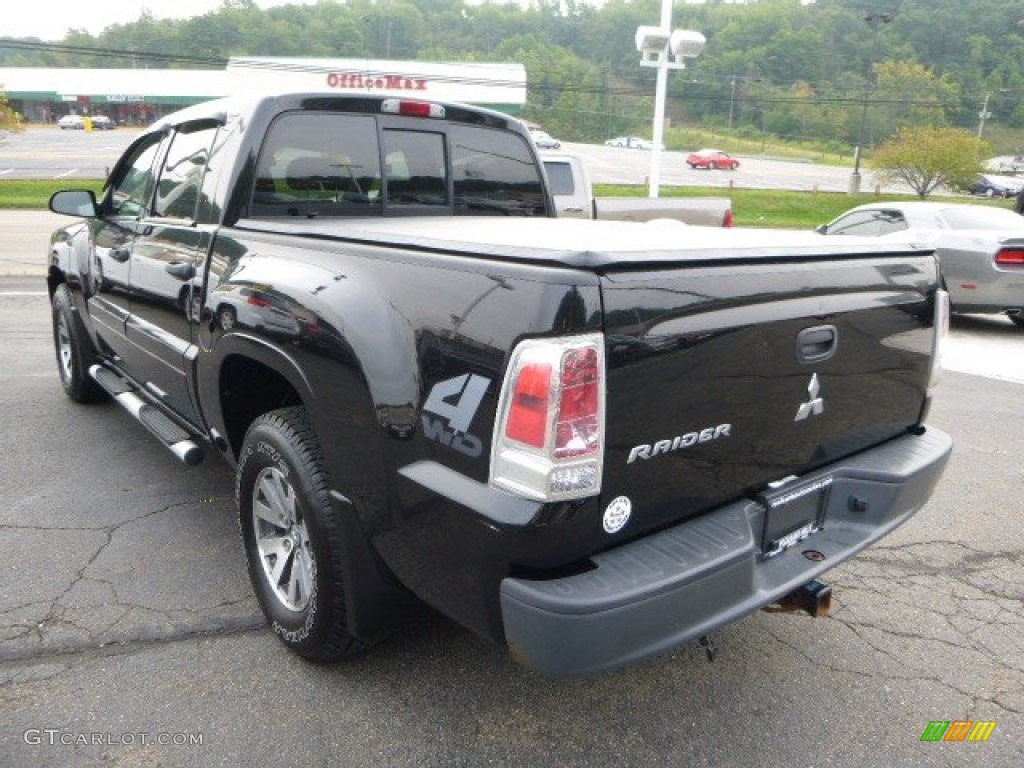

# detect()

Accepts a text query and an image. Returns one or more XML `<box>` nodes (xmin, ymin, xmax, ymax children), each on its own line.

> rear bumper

<box><xmin>500</xmin><ymin>427</ymin><xmax>952</xmax><ymax>678</ymax></box>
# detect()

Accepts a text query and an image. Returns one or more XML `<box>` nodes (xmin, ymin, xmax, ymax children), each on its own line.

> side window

<box><xmin>383</xmin><ymin>130</ymin><xmax>446</xmax><ymax>206</ymax></box>
<box><xmin>876</xmin><ymin>211</ymin><xmax>908</xmax><ymax>235</ymax></box>
<box><xmin>109</xmin><ymin>136</ymin><xmax>164</xmax><ymax>218</ymax></box>
<box><xmin>543</xmin><ymin>161</ymin><xmax>575</xmax><ymax>196</ymax></box>
<box><xmin>154</xmin><ymin>124</ymin><xmax>218</xmax><ymax>221</ymax></box>
<box><xmin>450</xmin><ymin>126</ymin><xmax>545</xmax><ymax>216</ymax></box>
<box><xmin>252</xmin><ymin>113</ymin><xmax>382</xmax><ymax>217</ymax></box>
<box><xmin>827</xmin><ymin>210</ymin><xmax>882</xmax><ymax>236</ymax></box>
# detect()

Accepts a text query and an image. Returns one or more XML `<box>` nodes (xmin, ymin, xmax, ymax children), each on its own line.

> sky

<box><xmin>2</xmin><ymin>1</ymin><xmax>321</xmax><ymax>42</ymax></box>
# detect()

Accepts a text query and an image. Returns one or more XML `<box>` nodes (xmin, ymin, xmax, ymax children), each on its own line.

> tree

<box><xmin>0</xmin><ymin>87</ymin><xmax>23</xmax><ymax>132</ymax></box>
<box><xmin>871</xmin><ymin>126</ymin><xmax>988</xmax><ymax>198</ymax></box>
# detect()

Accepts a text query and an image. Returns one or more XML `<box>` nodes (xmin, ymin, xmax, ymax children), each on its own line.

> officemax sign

<box><xmin>326</xmin><ymin>72</ymin><xmax>428</xmax><ymax>91</ymax></box>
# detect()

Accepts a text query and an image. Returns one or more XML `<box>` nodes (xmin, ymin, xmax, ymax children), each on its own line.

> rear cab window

<box><xmin>250</xmin><ymin>110</ymin><xmax>545</xmax><ymax>218</ymax></box>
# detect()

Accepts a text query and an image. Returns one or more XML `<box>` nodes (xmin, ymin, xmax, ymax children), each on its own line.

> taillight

<box><xmin>380</xmin><ymin>99</ymin><xmax>445</xmax><ymax>119</ymax></box>
<box><xmin>722</xmin><ymin>209</ymin><xmax>734</xmax><ymax>228</ymax></box>
<box><xmin>491</xmin><ymin>334</ymin><xmax>605</xmax><ymax>501</ymax></box>
<box><xmin>995</xmin><ymin>247</ymin><xmax>1024</xmax><ymax>267</ymax></box>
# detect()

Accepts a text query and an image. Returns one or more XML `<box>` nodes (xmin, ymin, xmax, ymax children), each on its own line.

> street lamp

<box><xmin>636</xmin><ymin>0</ymin><xmax>705</xmax><ymax>198</ymax></box>
<box><xmin>849</xmin><ymin>12</ymin><xmax>893</xmax><ymax>195</ymax></box>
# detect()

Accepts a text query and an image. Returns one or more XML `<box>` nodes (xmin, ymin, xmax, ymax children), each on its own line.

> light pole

<box><xmin>977</xmin><ymin>90</ymin><xmax>1008</xmax><ymax>140</ymax></box>
<box><xmin>636</xmin><ymin>0</ymin><xmax>705</xmax><ymax>198</ymax></box>
<box><xmin>728</xmin><ymin>78</ymin><xmax>737</xmax><ymax>131</ymax></box>
<box><xmin>849</xmin><ymin>12</ymin><xmax>893</xmax><ymax>195</ymax></box>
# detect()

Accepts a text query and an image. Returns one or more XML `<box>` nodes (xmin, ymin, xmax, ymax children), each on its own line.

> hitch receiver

<box><xmin>773</xmin><ymin>579</ymin><xmax>832</xmax><ymax>618</ymax></box>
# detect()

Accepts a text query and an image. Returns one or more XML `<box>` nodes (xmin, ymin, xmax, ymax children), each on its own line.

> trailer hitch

<box><xmin>766</xmin><ymin>579</ymin><xmax>832</xmax><ymax>618</ymax></box>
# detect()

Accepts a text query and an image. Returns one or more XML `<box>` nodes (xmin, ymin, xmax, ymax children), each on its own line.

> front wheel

<box><xmin>51</xmin><ymin>284</ymin><xmax>106</xmax><ymax>403</ymax></box>
<box><xmin>237</xmin><ymin>406</ymin><xmax>367</xmax><ymax>663</ymax></box>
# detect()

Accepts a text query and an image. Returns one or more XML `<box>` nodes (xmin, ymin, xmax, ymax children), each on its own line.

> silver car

<box><xmin>817</xmin><ymin>201</ymin><xmax>1024</xmax><ymax>328</ymax></box>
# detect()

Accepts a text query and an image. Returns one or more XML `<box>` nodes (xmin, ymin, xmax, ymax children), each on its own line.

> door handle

<box><xmin>109</xmin><ymin>246</ymin><xmax>131</xmax><ymax>263</ymax></box>
<box><xmin>796</xmin><ymin>325</ymin><xmax>838</xmax><ymax>363</ymax></box>
<box><xmin>165</xmin><ymin>261</ymin><xmax>196</xmax><ymax>280</ymax></box>
<box><xmin>563</xmin><ymin>206</ymin><xmax>584</xmax><ymax>213</ymax></box>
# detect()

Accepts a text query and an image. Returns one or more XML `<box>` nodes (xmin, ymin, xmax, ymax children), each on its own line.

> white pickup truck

<box><xmin>541</xmin><ymin>153</ymin><xmax>734</xmax><ymax>227</ymax></box>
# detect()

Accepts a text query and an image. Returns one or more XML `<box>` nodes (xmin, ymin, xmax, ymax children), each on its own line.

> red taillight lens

<box><xmin>554</xmin><ymin>348</ymin><xmax>600</xmax><ymax>458</ymax></box>
<box><xmin>722</xmin><ymin>209</ymin><xmax>734</xmax><ymax>228</ymax></box>
<box><xmin>505</xmin><ymin>362</ymin><xmax>551</xmax><ymax>448</ymax></box>
<box><xmin>380</xmin><ymin>99</ymin><xmax>445</xmax><ymax>119</ymax></box>
<box><xmin>995</xmin><ymin>248</ymin><xmax>1024</xmax><ymax>267</ymax></box>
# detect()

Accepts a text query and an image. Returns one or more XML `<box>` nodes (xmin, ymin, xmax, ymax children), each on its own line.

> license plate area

<box><xmin>758</xmin><ymin>476</ymin><xmax>832</xmax><ymax>558</ymax></box>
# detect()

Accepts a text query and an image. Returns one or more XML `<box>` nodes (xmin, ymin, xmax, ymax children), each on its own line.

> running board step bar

<box><xmin>89</xmin><ymin>364</ymin><xmax>204</xmax><ymax>466</ymax></box>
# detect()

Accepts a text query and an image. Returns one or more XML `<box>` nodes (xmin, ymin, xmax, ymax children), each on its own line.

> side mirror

<box><xmin>815</xmin><ymin>223</ymin><xmax>828</xmax><ymax>234</ymax></box>
<box><xmin>50</xmin><ymin>189</ymin><xmax>99</xmax><ymax>218</ymax></box>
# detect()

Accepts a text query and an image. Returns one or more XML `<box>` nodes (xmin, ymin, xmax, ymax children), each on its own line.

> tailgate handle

<box><xmin>796</xmin><ymin>325</ymin><xmax>838</xmax><ymax>363</ymax></box>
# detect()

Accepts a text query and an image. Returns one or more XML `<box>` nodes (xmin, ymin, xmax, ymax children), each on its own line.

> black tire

<box><xmin>237</xmin><ymin>406</ymin><xmax>367</xmax><ymax>663</ymax></box>
<box><xmin>1009</xmin><ymin>314</ymin><xmax>1024</xmax><ymax>329</ymax></box>
<box><xmin>51</xmin><ymin>284</ymin><xmax>106</xmax><ymax>403</ymax></box>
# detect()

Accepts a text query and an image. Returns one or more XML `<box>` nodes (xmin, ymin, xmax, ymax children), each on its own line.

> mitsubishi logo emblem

<box><xmin>795</xmin><ymin>373</ymin><xmax>825</xmax><ymax>421</ymax></box>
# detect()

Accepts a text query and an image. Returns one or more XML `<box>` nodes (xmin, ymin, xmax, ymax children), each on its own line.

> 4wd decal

<box><xmin>422</xmin><ymin>374</ymin><xmax>490</xmax><ymax>458</ymax></box>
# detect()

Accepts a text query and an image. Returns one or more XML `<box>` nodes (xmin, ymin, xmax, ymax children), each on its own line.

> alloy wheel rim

<box><xmin>252</xmin><ymin>466</ymin><xmax>314</xmax><ymax>612</ymax></box>
<box><xmin>56</xmin><ymin>312</ymin><xmax>73</xmax><ymax>382</ymax></box>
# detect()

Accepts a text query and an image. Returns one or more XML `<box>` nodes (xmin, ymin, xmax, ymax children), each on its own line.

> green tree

<box><xmin>870</xmin><ymin>60</ymin><xmax>958</xmax><ymax>141</ymax></box>
<box><xmin>871</xmin><ymin>126</ymin><xmax>988</xmax><ymax>198</ymax></box>
<box><xmin>0</xmin><ymin>87</ymin><xmax>23</xmax><ymax>132</ymax></box>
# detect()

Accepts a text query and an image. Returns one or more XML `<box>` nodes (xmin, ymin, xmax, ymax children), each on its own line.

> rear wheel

<box><xmin>51</xmin><ymin>284</ymin><xmax>106</xmax><ymax>403</ymax></box>
<box><xmin>237</xmin><ymin>406</ymin><xmax>367</xmax><ymax>662</ymax></box>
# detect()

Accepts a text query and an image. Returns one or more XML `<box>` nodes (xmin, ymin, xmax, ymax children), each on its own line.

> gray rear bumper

<box><xmin>500</xmin><ymin>427</ymin><xmax>953</xmax><ymax>678</ymax></box>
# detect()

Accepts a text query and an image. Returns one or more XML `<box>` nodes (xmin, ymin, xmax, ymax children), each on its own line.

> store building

<box><xmin>0</xmin><ymin>57</ymin><xmax>527</xmax><ymax>125</ymax></box>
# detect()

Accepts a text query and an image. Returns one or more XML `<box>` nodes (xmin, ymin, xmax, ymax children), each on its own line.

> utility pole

<box><xmin>849</xmin><ymin>12</ymin><xmax>893</xmax><ymax>195</ymax></box>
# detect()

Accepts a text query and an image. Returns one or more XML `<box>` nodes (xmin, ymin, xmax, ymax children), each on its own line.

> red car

<box><xmin>686</xmin><ymin>149</ymin><xmax>740</xmax><ymax>170</ymax></box>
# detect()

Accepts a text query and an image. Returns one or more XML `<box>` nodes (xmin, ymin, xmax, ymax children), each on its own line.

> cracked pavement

<box><xmin>0</xmin><ymin>276</ymin><xmax>1021</xmax><ymax>767</ymax></box>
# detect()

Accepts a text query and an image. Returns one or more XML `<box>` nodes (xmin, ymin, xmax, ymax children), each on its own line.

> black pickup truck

<box><xmin>46</xmin><ymin>92</ymin><xmax>952</xmax><ymax>677</ymax></box>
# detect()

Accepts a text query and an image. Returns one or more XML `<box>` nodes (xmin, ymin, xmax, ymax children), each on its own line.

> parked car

<box><xmin>686</xmin><ymin>149</ymin><xmax>740</xmax><ymax>170</ymax></box>
<box><xmin>605</xmin><ymin>136</ymin><xmax>654</xmax><ymax>150</ymax></box>
<box><xmin>529</xmin><ymin>129</ymin><xmax>560</xmax><ymax>149</ymax></box>
<box><xmin>89</xmin><ymin>115</ymin><xmax>116</xmax><ymax>130</ymax></box>
<box><xmin>968</xmin><ymin>174</ymin><xmax>1021</xmax><ymax>198</ymax></box>
<box><xmin>57</xmin><ymin>114</ymin><xmax>84</xmax><ymax>130</ymax></box>
<box><xmin>816</xmin><ymin>201</ymin><xmax>1024</xmax><ymax>328</ymax></box>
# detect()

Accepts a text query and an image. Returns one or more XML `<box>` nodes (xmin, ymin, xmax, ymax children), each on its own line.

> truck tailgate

<box><xmin>599</xmin><ymin>252</ymin><xmax>938</xmax><ymax>534</ymax></box>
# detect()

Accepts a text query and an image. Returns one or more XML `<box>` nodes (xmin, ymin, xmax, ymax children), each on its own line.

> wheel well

<box><xmin>220</xmin><ymin>355</ymin><xmax>303</xmax><ymax>457</ymax></box>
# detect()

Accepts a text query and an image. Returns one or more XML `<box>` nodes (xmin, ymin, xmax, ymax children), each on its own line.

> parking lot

<box><xmin>0</xmin><ymin>123</ymin><xmax>917</xmax><ymax>194</ymax></box>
